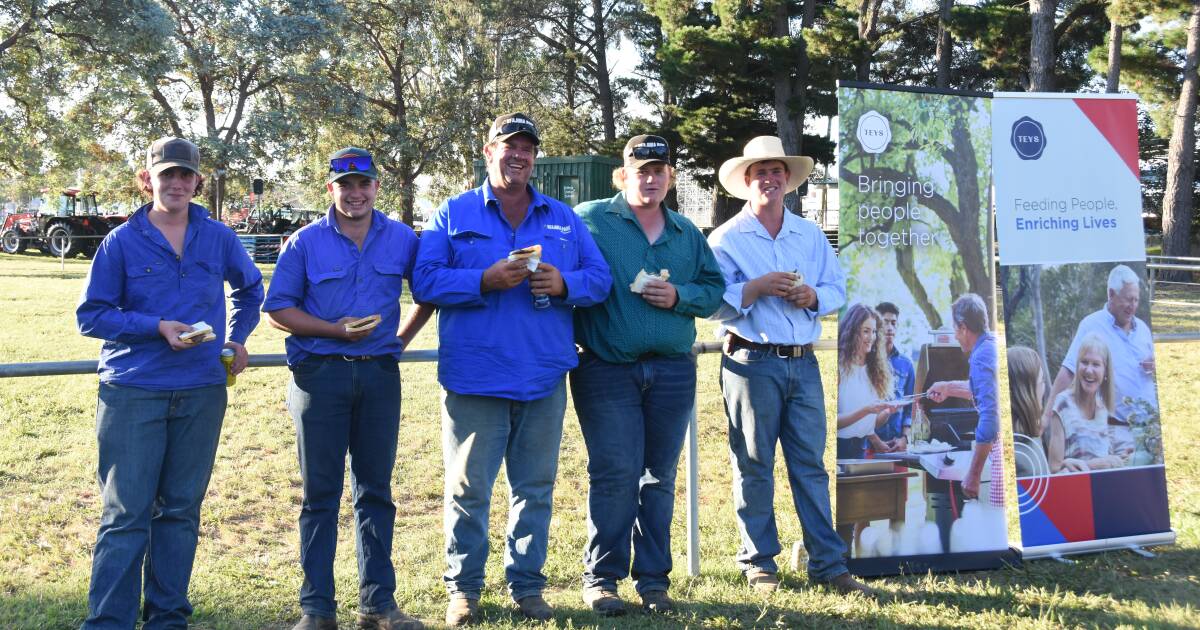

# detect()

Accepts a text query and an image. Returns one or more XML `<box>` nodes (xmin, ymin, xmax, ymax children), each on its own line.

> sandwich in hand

<box><xmin>179</xmin><ymin>321</ymin><xmax>216</xmax><ymax>344</ymax></box>
<box><xmin>630</xmin><ymin>269</ymin><xmax>671</xmax><ymax>293</ymax></box>
<box><xmin>344</xmin><ymin>314</ymin><xmax>382</xmax><ymax>333</ymax></box>
<box><xmin>786</xmin><ymin>270</ymin><xmax>805</xmax><ymax>288</ymax></box>
<box><xmin>508</xmin><ymin>244</ymin><xmax>543</xmax><ymax>272</ymax></box>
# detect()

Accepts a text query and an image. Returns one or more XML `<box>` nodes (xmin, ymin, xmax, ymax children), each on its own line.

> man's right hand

<box><xmin>481</xmin><ymin>258</ymin><xmax>533</xmax><ymax>292</ymax></box>
<box><xmin>335</xmin><ymin>316</ymin><xmax>374</xmax><ymax>342</ymax></box>
<box><xmin>159</xmin><ymin>320</ymin><xmax>198</xmax><ymax>351</ymax></box>
<box><xmin>743</xmin><ymin>272</ymin><xmax>798</xmax><ymax>307</ymax></box>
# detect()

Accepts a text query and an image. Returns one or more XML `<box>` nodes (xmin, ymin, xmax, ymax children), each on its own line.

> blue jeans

<box><xmin>83</xmin><ymin>382</ymin><xmax>227</xmax><ymax>630</ymax></box>
<box><xmin>570</xmin><ymin>353</ymin><xmax>695</xmax><ymax>594</ymax></box>
<box><xmin>441</xmin><ymin>381</ymin><xmax>567</xmax><ymax>601</ymax></box>
<box><xmin>720</xmin><ymin>348</ymin><xmax>847</xmax><ymax>581</ymax></box>
<box><xmin>287</xmin><ymin>357</ymin><xmax>401</xmax><ymax>618</ymax></box>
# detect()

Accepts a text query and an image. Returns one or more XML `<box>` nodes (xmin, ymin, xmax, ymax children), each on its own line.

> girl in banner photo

<box><xmin>1008</xmin><ymin>346</ymin><xmax>1052</xmax><ymax>477</ymax></box>
<box><xmin>1046</xmin><ymin>334</ymin><xmax>1132</xmax><ymax>472</ymax></box>
<box><xmin>836</xmin><ymin>303</ymin><xmax>898</xmax><ymax>459</ymax></box>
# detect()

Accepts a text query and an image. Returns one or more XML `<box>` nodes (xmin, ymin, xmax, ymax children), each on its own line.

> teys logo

<box><xmin>1010</xmin><ymin>116</ymin><xmax>1046</xmax><ymax>160</ymax></box>
<box><xmin>856</xmin><ymin>110</ymin><xmax>891</xmax><ymax>154</ymax></box>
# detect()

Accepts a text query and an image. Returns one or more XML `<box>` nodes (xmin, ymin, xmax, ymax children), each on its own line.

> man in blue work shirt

<box><xmin>413</xmin><ymin>113</ymin><xmax>611</xmax><ymax>627</ymax></box>
<box><xmin>264</xmin><ymin>148</ymin><xmax>434</xmax><ymax>630</ymax></box>
<box><xmin>871</xmin><ymin>301</ymin><xmax>914</xmax><ymax>453</ymax></box>
<box><xmin>77</xmin><ymin>136</ymin><xmax>264</xmax><ymax>629</ymax></box>
<box><xmin>707</xmin><ymin>136</ymin><xmax>873</xmax><ymax>596</ymax></box>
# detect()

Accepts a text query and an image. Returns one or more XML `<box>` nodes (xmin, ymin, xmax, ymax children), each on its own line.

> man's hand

<box><xmin>159</xmin><ymin>320</ymin><xmax>199</xmax><ymax>351</ymax></box>
<box><xmin>743</xmin><ymin>272</ymin><xmax>798</xmax><ymax>307</ymax></box>
<box><xmin>530</xmin><ymin>261</ymin><xmax>566</xmax><ymax>297</ymax></box>
<box><xmin>640</xmin><ymin>279</ymin><xmax>678</xmax><ymax>309</ymax></box>
<box><xmin>784</xmin><ymin>283</ymin><xmax>817</xmax><ymax>310</ymax></box>
<box><xmin>335</xmin><ymin>316</ymin><xmax>374</xmax><ymax>342</ymax></box>
<box><xmin>961</xmin><ymin>468</ymin><xmax>981</xmax><ymax>499</ymax></box>
<box><xmin>927</xmin><ymin>381</ymin><xmax>951</xmax><ymax>403</ymax></box>
<box><xmin>481</xmin><ymin>258</ymin><xmax>532</xmax><ymax>292</ymax></box>
<box><xmin>887</xmin><ymin>435</ymin><xmax>908</xmax><ymax>453</ymax></box>
<box><xmin>223</xmin><ymin>341</ymin><xmax>249</xmax><ymax>375</ymax></box>
<box><xmin>867</xmin><ymin>434</ymin><xmax>890</xmax><ymax>454</ymax></box>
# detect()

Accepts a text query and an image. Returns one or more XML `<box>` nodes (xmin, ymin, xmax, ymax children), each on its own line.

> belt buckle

<box><xmin>342</xmin><ymin>354</ymin><xmax>367</xmax><ymax>361</ymax></box>
<box><xmin>774</xmin><ymin>345</ymin><xmax>791</xmax><ymax>358</ymax></box>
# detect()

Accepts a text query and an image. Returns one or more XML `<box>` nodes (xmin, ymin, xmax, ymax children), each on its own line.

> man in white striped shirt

<box><xmin>707</xmin><ymin>136</ymin><xmax>873</xmax><ymax>596</ymax></box>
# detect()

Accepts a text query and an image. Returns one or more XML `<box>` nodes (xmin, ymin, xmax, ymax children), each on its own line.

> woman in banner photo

<box><xmin>836</xmin><ymin>303</ymin><xmax>897</xmax><ymax>459</ymax></box>
<box><xmin>1008</xmin><ymin>346</ymin><xmax>1052</xmax><ymax>477</ymax></box>
<box><xmin>1046</xmin><ymin>334</ymin><xmax>1132</xmax><ymax>473</ymax></box>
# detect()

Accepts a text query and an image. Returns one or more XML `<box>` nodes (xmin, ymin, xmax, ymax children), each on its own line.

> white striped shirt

<box><xmin>706</xmin><ymin>206</ymin><xmax>845</xmax><ymax>345</ymax></box>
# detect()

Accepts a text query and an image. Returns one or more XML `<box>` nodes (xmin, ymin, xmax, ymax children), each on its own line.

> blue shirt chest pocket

<box><xmin>448</xmin><ymin>229</ymin><xmax>498</xmax><ymax>269</ymax></box>
<box><xmin>305</xmin><ymin>264</ymin><xmax>352</xmax><ymax>319</ymax></box>
<box><xmin>124</xmin><ymin>261</ymin><xmax>168</xmax><ymax>310</ymax></box>
<box><xmin>186</xmin><ymin>260</ymin><xmax>225</xmax><ymax>308</ymax></box>
<box><xmin>372</xmin><ymin>262</ymin><xmax>408</xmax><ymax>301</ymax></box>
<box><xmin>541</xmin><ymin>231</ymin><xmax>578</xmax><ymax>269</ymax></box>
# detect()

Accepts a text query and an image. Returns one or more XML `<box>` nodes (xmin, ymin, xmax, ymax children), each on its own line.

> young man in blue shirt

<box><xmin>871</xmin><ymin>301</ymin><xmax>914</xmax><ymax>453</ymax></box>
<box><xmin>707</xmin><ymin>136</ymin><xmax>873</xmax><ymax>597</ymax></box>
<box><xmin>264</xmin><ymin>148</ymin><xmax>433</xmax><ymax>630</ymax></box>
<box><xmin>77</xmin><ymin>136</ymin><xmax>264</xmax><ymax>629</ymax></box>
<box><xmin>413</xmin><ymin>113</ymin><xmax>611</xmax><ymax>626</ymax></box>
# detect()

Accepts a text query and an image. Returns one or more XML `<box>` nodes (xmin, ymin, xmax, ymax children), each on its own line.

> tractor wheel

<box><xmin>46</xmin><ymin>224</ymin><xmax>79</xmax><ymax>258</ymax></box>
<box><xmin>1</xmin><ymin>229</ymin><xmax>26</xmax><ymax>254</ymax></box>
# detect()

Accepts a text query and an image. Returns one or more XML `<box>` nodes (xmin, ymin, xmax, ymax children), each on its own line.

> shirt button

<box><xmin>144</xmin><ymin>267</ymin><xmax>151</xmax><ymax>273</ymax></box>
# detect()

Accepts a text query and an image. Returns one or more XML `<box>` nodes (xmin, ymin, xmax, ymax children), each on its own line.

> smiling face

<box><xmin>1076</xmin><ymin>347</ymin><xmax>1107</xmax><ymax>396</ymax></box>
<box><xmin>144</xmin><ymin>166</ymin><xmax>198</xmax><ymax>213</ymax></box>
<box><xmin>1107</xmin><ymin>281</ymin><xmax>1139</xmax><ymax>328</ymax></box>
<box><xmin>327</xmin><ymin>174</ymin><xmax>379</xmax><ymax>223</ymax></box>
<box><xmin>744</xmin><ymin>160</ymin><xmax>789</xmax><ymax>208</ymax></box>
<box><xmin>855</xmin><ymin>316</ymin><xmax>878</xmax><ymax>362</ymax></box>
<box><xmin>623</xmin><ymin>163</ymin><xmax>671</xmax><ymax>209</ymax></box>
<box><xmin>485</xmin><ymin>134</ymin><xmax>536</xmax><ymax>191</ymax></box>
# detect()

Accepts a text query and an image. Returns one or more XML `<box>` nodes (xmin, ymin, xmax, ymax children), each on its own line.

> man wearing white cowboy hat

<box><xmin>707</xmin><ymin>136</ymin><xmax>874</xmax><ymax>596</ymax></box>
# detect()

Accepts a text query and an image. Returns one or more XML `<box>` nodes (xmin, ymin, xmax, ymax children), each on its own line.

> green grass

<box><xmin>1</xmin><ymin>251</ymin><xmax>1198</xmax><ymax>629</ymax></box>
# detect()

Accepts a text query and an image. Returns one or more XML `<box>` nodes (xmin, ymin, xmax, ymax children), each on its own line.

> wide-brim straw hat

<box><xmin>718</xmin><ymin>136</ymin><xmax>814</xmax><ymax>200</ymax></box>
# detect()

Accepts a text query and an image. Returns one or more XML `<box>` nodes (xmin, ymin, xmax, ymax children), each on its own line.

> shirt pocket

<box><xmin>448</xmin><ymin>230</ymin><xmax>496</xmax><ymax>269</ymax></box>
<box><xmin>372</xmin><ymin>261</ymin><xmax>408</xmax><ymax>301</ymax></box>
<box><xmin>189</xmin><ymin>260</ymin><xmax>225</xmax><ymax>308</ymax></box>
<box><xmin>542</xmin><ymin>231</ymin><xmax>578</xmax><ymax>270</ymax></box>
<box><xmin>306</xmin><ymin>266</ymin><xmax>351</xmax><ymax>319</ymax></box>
<box><xmin>124</xmin><ymin>261</ymin><xmax>168</xmax><ymax>310</ymax></box>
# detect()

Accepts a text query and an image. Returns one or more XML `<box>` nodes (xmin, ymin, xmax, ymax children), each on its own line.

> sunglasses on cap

<box><xmin>496</xmin><ymin>121</ymin><xmax>537</xmax><ymax>137</ymax></box>
<box><xmin>330</xmin><ymin>155</ymin><xmax>373</xmax><ymax>173</ymax></box>
<box><xmin>630</xmin><ymin>142</ymin><xmax>669</xmax><ymax>162</ymax></box>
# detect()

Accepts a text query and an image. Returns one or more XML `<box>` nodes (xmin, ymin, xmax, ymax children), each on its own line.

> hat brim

<box><xmin>149</xmin><ymin>161</ymin><xmax>201</xmax><ymax>177</ymax></box>
<box><xmin>327</xmin><ymin>170</ymin><xmax>379</xmax><ymax>185</ymax></box>
<box><xmin>492</xmin><ymin>130</ymin><xmax>540</xmax><ymax>145</ymax></box>
<box><xmin>625</xmin><ymin>158</ymin><xmax>670</xmax><ymax>169</ymax></box>
<box><xmin>718</xmin><ymin>155</ymin><xmax>813</xmax><ymax>200</ymax></box>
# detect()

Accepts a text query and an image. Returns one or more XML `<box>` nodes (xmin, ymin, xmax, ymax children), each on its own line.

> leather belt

<box><xmin>725</xmin><ymin>334</ymin><xmax>812</xmax><ymax>358</ymax></box>
<box><xmin>309</xmin><ymin>354</ymin><xmax>386</xmax><ymax>362</ymax></box>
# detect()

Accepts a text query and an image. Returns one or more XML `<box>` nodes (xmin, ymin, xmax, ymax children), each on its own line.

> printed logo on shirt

<box><xmin>545</xmin><ymin>224</ymin><xmax>572</xmax><ymax>234</ymax></box>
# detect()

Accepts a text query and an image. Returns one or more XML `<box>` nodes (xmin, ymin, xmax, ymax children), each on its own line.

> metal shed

<box><xmin>473</xmin><ymin>155</ymin><xmax>621</xmax><ymax>207</ymax></box>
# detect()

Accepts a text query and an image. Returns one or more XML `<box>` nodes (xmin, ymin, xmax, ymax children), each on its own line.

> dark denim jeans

<box><xmin>441</xmin><ymin>381</ymin><xmax>567</xmax><ymax>602</ymax></box>
<box><xmin>570</xmin><ymin>352</ymin><xmax>695</xmax><ymax>594</ymax></box>
<box><xmin>720</xmin><ymin>348</ymin><xmax>848</xmax><ymax>582</ymax></box>
<box><xmin>287</xmin><ymin>356</ymin><xmax>402</xmax><ymax>618</ymax></box>
<box><xmin>83</xmin><ymin>382</ymin><xmax>227</xmax><ymax>630</ymax></box>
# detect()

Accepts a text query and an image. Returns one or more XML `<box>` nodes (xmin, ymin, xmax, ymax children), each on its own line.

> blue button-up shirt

<box><xmin>707</xmin><ymin>207</ymin><xmax>845</xmax><ymax>344</ymax></box>
<box><xmin>877</xmin><ymin>346</ymin><xmax>915</xmax><ymax>441</ymax></box>
<box><xmin>263</xmin><ymin>207</ymin><xmax>419</xmax><ymax>365</ymax></box>
<box><xmin>413</xmin><ymin>182</ymin><xmax>611</xmax><ymax>401</ymax></box>
<box><xmin>968</xmin><ymin>332</ymin><xmax>999</xmax><ymax>444</ymax></box>
<box><xmin>76</xmin><ymin>203</ymin><xmax>264</xmax><ymax>390</ymax></box>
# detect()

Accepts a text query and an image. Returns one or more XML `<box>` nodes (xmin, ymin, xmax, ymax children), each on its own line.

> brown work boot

<box><xmin>823</xmin><ymin>572</ymin><xmax>878</xmax><ymax>597</ymax></box>
<box><xmin>746</xmin><ymin>568</ymin><xmax>780</xmax><ymax>594</ymax></box>
<box><xmin>640</xmin><ymin>590</ymin><xmax>674</xmax><ymax>613</ymax></box>
<box><xmin>444</xmin><ymin>595</ymin><xmax>479</xmax><ymax>627</ymax></box>
<box><xmin>582</xmin><ymin>586</ymin><xmax>626</xmax><ymax>617</ymax></box>
<box><xmin>516</xmin><ymin>594</ymin><xmax>554</xmax><ymax>621</ymax></box>
<box><xmin>293</xmin><ymin>615</ymin><xmax>338</xmax><ymax>630</ymax></box>
<box><xmin>357</xmin><ymin>607</ymin><xmax>424</xmax><ymax>629</ymax></box>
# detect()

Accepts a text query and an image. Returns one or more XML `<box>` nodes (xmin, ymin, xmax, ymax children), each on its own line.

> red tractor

<box><xmin>0</xmin><ymin>189</ymin><xmax>128</xmax><ymax>257</ymax></box>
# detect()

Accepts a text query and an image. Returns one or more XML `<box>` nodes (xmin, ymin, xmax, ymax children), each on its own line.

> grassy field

<box><xmin>0</xmin><ymin>251</ymin><xmax>1197</xmax><ymax>629</ymax></box>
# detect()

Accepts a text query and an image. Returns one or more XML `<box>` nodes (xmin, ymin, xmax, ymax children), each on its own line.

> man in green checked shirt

<box><xmin>570</xmin><ymin>135</ymin><xmax>725</xmax><ymax>616</ymax></box>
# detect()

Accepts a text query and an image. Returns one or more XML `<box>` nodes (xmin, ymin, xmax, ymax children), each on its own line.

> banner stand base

<box><xmin>847</xmin><ymin>547</ymin><xmax>1022</xmax><ymax>578</ymax></box>
<box><xmin>1017</xmin><ymin>530</ymin><xmax>1176</xmax><ymax>561</ymax></box>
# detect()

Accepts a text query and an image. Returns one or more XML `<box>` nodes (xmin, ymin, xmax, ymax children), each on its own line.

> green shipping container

<box><xmin>473</xmin><ymin>156</ymin><xmax>621</xmax><ymax>207</ymax></box>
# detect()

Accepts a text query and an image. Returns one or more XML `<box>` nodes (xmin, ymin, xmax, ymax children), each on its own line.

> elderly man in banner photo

<box><xmin>263</xmin><ymin>148</ymin><xmax>434</xmax><ymax>630</ymax></box>
<box><xmin>707</xmin><ymin>136</ymin><xmax>875</xmax><ymax>596</ymax></box>
<box><xmin>571</xmin><ymin>135</ymin><xmax>724</xmax><ymax>616</ymax></box>
<box><xmin>413</xmin><ymin>113</ymin><xmax>611</xmax><ymax>627</ymax></box>
<box><xmin>77</xmin><ymin>137</ymin><xmax>264</xmax><ymax>629</ymax></box>
<box><xmin>1044</xmin><ymin>264</ymin><xmax>1158</xmax><ymax>429</ymax></box>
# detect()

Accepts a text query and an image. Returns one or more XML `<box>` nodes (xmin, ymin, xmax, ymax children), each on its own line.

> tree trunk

<box><xmin>935</xmin><ymin>0</ymin><xmax>954</xmax><ymax>88</ymax></box>
<box><xmin>710</xmin><ymin>192</ymin><xmax>742</xmax><ymax>228</ymax></box>
<box><xmin>772</xmin><ymin>1</ymin><xmax>803</xmax><ymax>156</ymax></box>
<box><xmin>856</xmin><ymin>0</ymin><xmax>883</xmax><ymax>81</ymax></box>
<box><xmin>1161</xmin><ymin>0</ymin><xmax>1200</xmax><ymax>274</ymax></box>
<box><xmin>1106</xmin><ymin>21</ymin><xmax>1122</xmax><ymax>93</ymax></box>
<box><xmin>1029</xmin><ymin>0</ymin><xmax>1056</xmax><ymax>91</ymax></box>
<box><xmin>592</xmin><ymin>0</ymin><xmax>616</xmax><ymax>143</ymax></box>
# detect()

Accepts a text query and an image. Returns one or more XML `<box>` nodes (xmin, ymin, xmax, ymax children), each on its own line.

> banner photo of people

<box><xmin>836</xmin><ymin>83</ymin><xmax>1015</xmax><ymax>576</ymax></box>
<box><xmin>993</xmin><ymin>93</ymin><xmax>1173</xmax><ymax>558</ymax></box>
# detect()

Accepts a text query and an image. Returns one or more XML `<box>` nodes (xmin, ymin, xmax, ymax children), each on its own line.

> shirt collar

<box><xmin>605</xmin><ymin>192</ymin><xmax>683</xmax><ymax>233</ymax></box>
<box><xmin>321</xmin><ymin>205</ymin><xmax>385</xmax><ymax>237</ymax></box>
<box><xmin>482</xmin><ymin>180</ymin><xmax>549</xmax><ymax>213</ymax></box>
<box><xmin>736</xmin><ymin>204</ymin><xmax>805</xmax><ymax>239</ymax></box>
<box><xmin>1102</xmin><ymin>306</ymin><xmax>1138</xmax><ymax>333</ymax></box>
<box><xmin>130</xmin><ymin>202</ymin><xmax>209</xmax><ymax>227</ymax></box>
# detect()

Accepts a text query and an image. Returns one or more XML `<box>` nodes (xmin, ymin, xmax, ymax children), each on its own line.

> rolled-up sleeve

<box><xmin>970</xmin><ymin>340</ymin><xmax>999</xmax><ymax>444</ymax></box>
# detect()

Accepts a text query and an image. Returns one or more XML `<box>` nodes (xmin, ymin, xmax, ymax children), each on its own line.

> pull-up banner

<box><xmin>993</xmin><ymin>93</ymin><xmax>1174</xmax><ymax>558</ymax></box>
<box><xmin>836</xmin><ymin>82</ymin><xmax>1018</xmax><ymax>576</ymax></box>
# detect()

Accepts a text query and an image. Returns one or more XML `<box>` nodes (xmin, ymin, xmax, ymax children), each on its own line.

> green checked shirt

<box><xmin>574</xmin><ymin>193</ymin><xmax>725</xmax><ymax>363</ymax></box>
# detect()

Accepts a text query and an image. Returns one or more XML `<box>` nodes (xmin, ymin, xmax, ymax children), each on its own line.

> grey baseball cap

<box><xmin>487</xmin><ymin>112</ymin><xmax>540</xmax><ymax>145</ymax></box>
<box><xmin>147</xmin><ymin>137</ymin><xmax>201</xmax><ymax>176</ymax></box>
